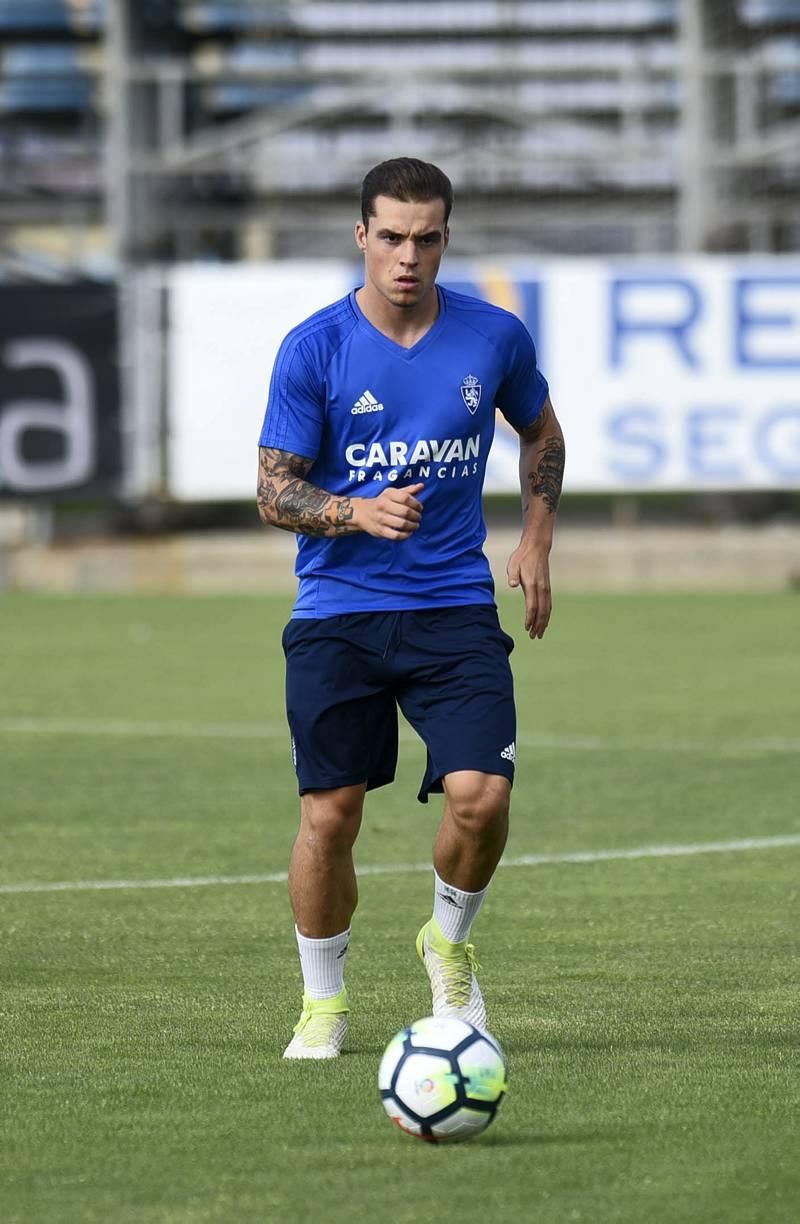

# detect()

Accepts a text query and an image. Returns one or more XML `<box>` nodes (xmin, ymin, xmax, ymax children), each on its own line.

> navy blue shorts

<box><xmin>282</xmin><ymin>605</ymin><xmax>516</xmax><ymax>804</ymax></box>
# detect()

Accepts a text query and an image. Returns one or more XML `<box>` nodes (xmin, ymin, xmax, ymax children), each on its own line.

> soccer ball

<box><xmin>378</xmin><ymin>1015</ymin><xmax>507</xmax><ymax>1143</ymax></box>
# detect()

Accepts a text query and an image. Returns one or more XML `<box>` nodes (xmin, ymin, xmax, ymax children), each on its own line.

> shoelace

<box><xmin>438</xmin><ymin>943</ymin><xmax>480</xmax><ymax>1009</ymax></box>
<box><xmin>292</xmin><ymin>1010</ymin><xmax>344</xmax><ymax>1047</ymax></box>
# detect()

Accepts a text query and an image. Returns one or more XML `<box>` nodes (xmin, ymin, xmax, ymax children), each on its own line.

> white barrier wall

<box><xmin>168</xmin><ymin>263</ymin><xmax>347</xmax><ymax>502</ymax></box>
<box><xmin>167</xmin><ymin>259</ymin><xmax>800</xmax><ymax>500</ymax></box>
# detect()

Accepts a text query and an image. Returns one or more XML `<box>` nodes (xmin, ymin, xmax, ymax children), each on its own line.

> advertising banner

<box><xmin>546</xmin><ymin>259</ymin><xmax>800</xmax><ymax>491</ymax></box>
<box><xmin>166</xmin><ymin>259</ymin><xmax>800</xmax><ymax>499</ymax></box>
<box><xmin>0</xmin><ymin>286</ymin><xmax>121</xmax><ymax>498</ymax></box>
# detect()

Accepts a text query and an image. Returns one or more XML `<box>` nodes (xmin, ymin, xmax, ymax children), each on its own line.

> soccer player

<box><xmin>257</xmin><ymin>158</ymin><xmax>565</xmax><ymax>1059</ymax></box>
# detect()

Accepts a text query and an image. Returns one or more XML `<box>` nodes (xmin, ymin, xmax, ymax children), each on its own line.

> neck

<box><xmin>355</xmin><ymin>282</ymin><xmax>440</xmax><ymax>348</ymax></box>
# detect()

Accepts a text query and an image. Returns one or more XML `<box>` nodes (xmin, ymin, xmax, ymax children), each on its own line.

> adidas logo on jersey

<box><xmin>500</xmin><ymin>742</ymin><xmax>516</xmax><ymax>763</ymax></box>
<box><xmin>352</xmin><ymin>389</ymin><xmax>384</xmax><ymax>414</ymax></box>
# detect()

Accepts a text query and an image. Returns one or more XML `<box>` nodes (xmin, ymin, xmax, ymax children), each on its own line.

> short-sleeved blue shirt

<box><xmin>259</xmin><ymin>286</ymin><xmax>549</xmax><ymax>617</ymax></box>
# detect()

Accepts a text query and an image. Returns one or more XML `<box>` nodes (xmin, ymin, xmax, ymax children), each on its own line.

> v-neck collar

<box><xmin>349</xmin><ymin>286</ymin><xmax>447</xmax><ymax>360</ymax></box>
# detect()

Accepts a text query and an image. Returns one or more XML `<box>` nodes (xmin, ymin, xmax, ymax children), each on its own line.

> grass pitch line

<box><xmin>0</xmin><ymin>716</ymin><xmax>288</xmax><ymax>741</ymax></box>
<box><xmin>0</xmin><ymin>715</ymin><xmax>799</xmax><ymax>756</ymax></box>
<box><xmin>1</xmin><ymin>834</ymin><xmax>798</xmax><ymax>896</ymax></box>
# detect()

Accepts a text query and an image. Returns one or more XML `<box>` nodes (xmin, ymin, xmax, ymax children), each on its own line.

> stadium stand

<box><xmin>1</xmin><ymin>0</ymin><xmax>799</xmax><ymax>269</ymax></box>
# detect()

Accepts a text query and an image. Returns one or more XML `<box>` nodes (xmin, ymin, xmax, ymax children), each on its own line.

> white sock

<box><xmin>432</xmin><ymin>871</ymin><xmax>489</xmax><ymax>944</ymax></box>
<box><xmin>295</xmin><ymin>926</ymin><xmax>350</xmax><ymax>1000</ymax></box>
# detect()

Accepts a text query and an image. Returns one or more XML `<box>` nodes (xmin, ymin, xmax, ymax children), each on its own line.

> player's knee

<box><xmin>300</xmin><ymin>789</ymin><xmax>363</xmax><ymax>851</ymax></box>
<box><xmin>445</xmin><ymin>774</ymin><xmax>510</xmax><ymax>839</ymax></box>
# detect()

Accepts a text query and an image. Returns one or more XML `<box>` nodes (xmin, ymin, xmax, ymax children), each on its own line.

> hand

<box><xmin>506</xmin><ymin>539</ymin><xmax>552</xmax><ymax>639</ymax></box>
<box><xmin>354</xmin><ymin>483</ymin><xmax>424</xmax><ymax>541</ymax></box>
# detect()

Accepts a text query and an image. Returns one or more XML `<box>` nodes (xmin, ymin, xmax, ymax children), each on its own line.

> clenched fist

<box><xmin>354</xmin><ymin>483</ymin><xmax>424</xmax><ymax>541</ymax></box>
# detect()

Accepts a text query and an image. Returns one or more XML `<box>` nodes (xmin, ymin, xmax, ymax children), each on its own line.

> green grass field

<box><xmin>1</xmin><ymin>591</ymin><xmax>798</xmax><ymax>1224</ymax></box>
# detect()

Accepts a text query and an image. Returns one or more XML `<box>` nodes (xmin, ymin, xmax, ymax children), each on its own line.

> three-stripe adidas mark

<box><xmin>352</xmin><ymin>389</ymin><xmax>385</xmax><ymax>415</ymax></box>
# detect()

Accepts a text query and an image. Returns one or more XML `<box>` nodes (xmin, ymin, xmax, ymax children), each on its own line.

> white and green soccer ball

<box><xmin>378</xmin><ymin>1016</ymin><xmax>507</xmax><ymax>1143</ymax></box>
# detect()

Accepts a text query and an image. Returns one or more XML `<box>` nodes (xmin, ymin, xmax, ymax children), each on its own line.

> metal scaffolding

<box><xmin>5</xmin><ymin>0</ymin><xmax>800</xmax><ymax>268</ymax></box>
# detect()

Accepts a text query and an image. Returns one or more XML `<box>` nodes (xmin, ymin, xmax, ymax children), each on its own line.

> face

<box><xmin>355</xmin><ymin>195</ymin><xmax>449</xmax><ymax>309</ymax></box>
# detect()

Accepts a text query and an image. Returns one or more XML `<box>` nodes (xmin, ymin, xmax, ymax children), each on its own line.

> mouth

<box><xmin>394</xmin><ymin>277</ymin><xmax>420</xmax><ymax>289</ymax></box>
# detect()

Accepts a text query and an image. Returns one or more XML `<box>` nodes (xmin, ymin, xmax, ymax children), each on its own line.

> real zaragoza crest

<box><xmin>460</xmin><ymin>373</ymin><xmax>482</xmax><ymax>414</ymax></box>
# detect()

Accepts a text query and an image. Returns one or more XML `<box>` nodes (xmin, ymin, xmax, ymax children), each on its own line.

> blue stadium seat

<box><xmin>2</xmin><ymin>44</ymin><xmax>83</xmax><ymax>73</ymax></box>
<box><xmin>740</xmin><ymin>0</ymin><xmax>800</xmax><ymax>23</ymax></box>
<box><xmin>182</xmin><ymin>3</ymin><xmax>289</xmax><ymax>32</ymax></box>
<box><xmin>0</xmin><ymin>1</ymin><xmax>104</xmax><ymax>31</ymax></box>
<box><xmin>0</xmin><ymin>80</ymin><xmax>92</xmax><ymax>111</ymax></box>
<box><xmin>770</xmin><ymin>70</ymin><xmax>800</xmax><ymax>103</ymax></box>
<box><xmin>0</xmin><ymin>39</ymin><xmax>92</xmax><ymax>113</ymax></box>
<box><xmin>180</xmin><ymin>1</ymin><xmax>677</xmax><ymax>35</ymax></box>
<box><xmin>201</xmin><ymin>82</ymin><xmax>311</xmax><ymax>112</ymax></box>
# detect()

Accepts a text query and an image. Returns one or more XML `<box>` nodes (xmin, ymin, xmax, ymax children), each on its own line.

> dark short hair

<box><xmin>360</xmin><ymin>158</ymin><xmax>453</xmax><ymax>229</ymax></box>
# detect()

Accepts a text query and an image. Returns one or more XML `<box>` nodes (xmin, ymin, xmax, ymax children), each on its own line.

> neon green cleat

<box><xmin>416</xmin><ymin>918</ymin><xmax>487</xmax><ymax>1031</ymax></box>
<box><xmin>282</xmin><ymin>989</ymin><xmax>349</xmax><ymax>1060</ymax></box>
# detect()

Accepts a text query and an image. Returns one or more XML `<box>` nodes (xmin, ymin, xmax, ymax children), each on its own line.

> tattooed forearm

<box><xmin>335</xmin><ymin>499</ymin><xmax>355</xmax><ymax>528</ymax></box>
<box><xmin>516</xmin><ymin>398</ymin><xmax>566</xmax><ymax>524</ymax></box>
<box><xmin>256</xmin><ymin>475</ymin><xmax>279</xmax><ymax>510</ymax></box>
<box><xmin>256</xmin><ymin>446</ymin><xmax>359</xmax><ymax>537</ymax></box>
<box><xmin>273</xmin><ymin>481</ymin><xmax>348</xmax><ymax>537</ymax></box>
<box><xmin>527</xmin><ymin>437</ymin><xmax>565</xmax><ymax>515</ymax></box>
<box><xmin>274</xmin><ymin>481</ymin><xmax>333</xmax><ymax>522</ymax></box>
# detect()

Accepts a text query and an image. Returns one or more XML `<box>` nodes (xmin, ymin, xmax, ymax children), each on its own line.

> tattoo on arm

<box><xmin>523</xmin><ymin>399</ymin><xmax>567</xmax><ymax>514</ymax></box>
<box><xmin>257</xmin><ymin>447</ymin><xmax>357</xmax><ymax>537</ymax></box>
<box><xmin>273</xmin><ymin>481</ymin><xmax>345</xmax><ymax>537</ymax></box>
<box><xmin>527</xmin><ymin>437</ymin><xmax>565</xmax><ymax>515</ymax></box>
<box><xmin>516</xmin><ymin>399</ymin><xmax>566</xmax><ymax>516</ymax></box>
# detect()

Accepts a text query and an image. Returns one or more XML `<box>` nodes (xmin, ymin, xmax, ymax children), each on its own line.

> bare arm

<box><xmin>519</xmin><ymin>397</ymin><xmax>566</xmax><ymax>543</ymax></box>
<box><xmin>257</xmin><ymin>446</ymin><xmax>424</xmax><ymax>540</ymax></box>
<box><xmin>257</xmin><ymin>447</ymin><xmax>358</xmax><ymax>537</ymax></box>
<box><xmin>506</xmin><ymin>397</ymin><xmax>566</xmax><ymax>639</ymax></box>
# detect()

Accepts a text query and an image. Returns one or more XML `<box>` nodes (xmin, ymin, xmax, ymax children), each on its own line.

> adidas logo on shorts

<box><xmin>352</xmin><ymin>389</ymin><xmax>384</xmax><ymax>414</ymax></box>
<box><xmin>500</xmin><ymin>742</ymin><xmax>516</xmax><ymax>763</ymax></box>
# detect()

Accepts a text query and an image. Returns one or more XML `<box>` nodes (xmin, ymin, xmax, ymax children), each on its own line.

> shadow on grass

<box><xmin>477</xmin><ymin>1122</ymin><xmax>640</xmax><ymax>1149</ymax></box>
<box><xmin>344</xmin><ymin>1041</ymin><xmax>395</xmax><ymax>1057</ymax></box>
<box><xmin>501</xmin><ymin>1030</ymin><xmax>799</xmax><ymax>1056</ymax></box>
<box><xmin>486</xmin><ymin>1121</ymin><xmax>650</xmax><ymax>1145</ymax></box>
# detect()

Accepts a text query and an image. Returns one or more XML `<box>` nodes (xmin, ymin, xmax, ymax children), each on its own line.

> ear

<box><xmin>354</xmin><ymin>222</ymin><xmax>367</xmax><ymax>253</ymax></box>
<box><xmin>443</xmin><ymin>226</ymin><xmax>450</xmax><ymax>252</ymax></box>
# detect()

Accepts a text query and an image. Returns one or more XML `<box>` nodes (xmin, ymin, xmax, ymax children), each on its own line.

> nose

<box><xmin>399</xmin><ymin>240</ymin><xmax>419</xmax><ymax>266</ymax></box>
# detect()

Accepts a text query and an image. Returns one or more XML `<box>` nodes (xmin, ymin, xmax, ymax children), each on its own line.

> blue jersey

<box><xmin>259</xmin><ymin>286</ymin><xmax>549</xmax><ymax>617</ymax></box>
